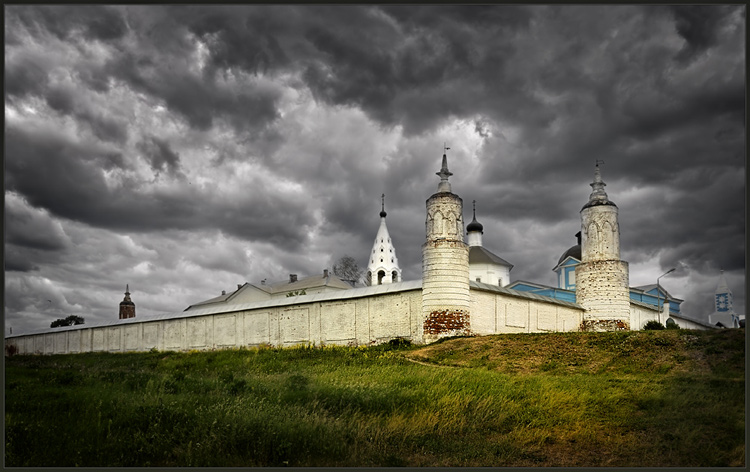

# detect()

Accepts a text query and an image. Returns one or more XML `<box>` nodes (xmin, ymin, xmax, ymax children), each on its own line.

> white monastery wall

<box><xmin>629</xmin><ymin>303</ymin><xmax>660</xmax><ymax>330</ymax></box>
<box><xmin>471</xmin><ymin>286</ymin><xmax>582</xmax><ymax>334</ymax></box>
<box><xmin>5</xmin><ymin>284</ymin><xmax>589</xmax><ymax>355</ymax></box>
<box><xmin>6</xmin><ymin>286</ymin><xmax>424</xmax><ymax>355</ymax></box>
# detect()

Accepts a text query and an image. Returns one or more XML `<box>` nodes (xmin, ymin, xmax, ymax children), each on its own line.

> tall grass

<box><xmin>5</xmin><ymin>329</ymin><xmax>745</xmax><ymax>467</ymax></box>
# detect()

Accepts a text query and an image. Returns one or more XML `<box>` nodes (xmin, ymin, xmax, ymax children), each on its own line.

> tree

<box><xmin>50</xmin><ymin>315</ymin><xmax>85</xmax><ymax>328</ymax></box>
<box><xmin>643</xmin><ymin>320</ymin><xmax>665</xmax><ymax>330</ymax></box>
<box><xmin>333</xmin><ymin>255</ymin><xmax>362</xmax><ymax>285</ymax></box>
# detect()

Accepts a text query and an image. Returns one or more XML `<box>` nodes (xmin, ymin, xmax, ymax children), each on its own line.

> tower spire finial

<box><xmin>380</xmin><ymin>193</ymin><xmax>387</xmax><ymax>218</ymax></box>
<box><xmin>472</xmin><ymin>200</ymin><xmax>476</xmax><ymax>219</ymax></box>
<box><xmin>436</xmin><ymin>144</ymin><xmax>453</xmax><ymax>192</ymax></box>
<box><xmin>586</xmin><ymin>159</ymin><xmax>610</xmax><ymax>205</ymax></box>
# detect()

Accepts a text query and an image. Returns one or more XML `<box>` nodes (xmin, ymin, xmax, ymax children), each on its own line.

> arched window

<box><xmin>392</xmin><ymin>271</ymin><xmax>398</xmax><ymax>282</ymax></box>
<box><xmin>378</xmin><ymin>270</ymin><xmax>385</xmax><ymax>285</ymax></box>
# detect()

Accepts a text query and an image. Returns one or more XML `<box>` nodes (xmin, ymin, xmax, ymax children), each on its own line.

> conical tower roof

<box><xmin>120</xmin><ymin>284</ymin><xmax>134</xmax><ymax>306</ymax></box>
<box><xmin>367</xmin><ymin>194</ymin><xmax>401</xmax><ymax>285</ymax></box>
<box><xmin>582</xmin><ymin>161</ymin><xmax>617</xmax><ymax>210</ymax></box>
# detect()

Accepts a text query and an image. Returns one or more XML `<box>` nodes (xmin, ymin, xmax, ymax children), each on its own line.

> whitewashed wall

<box><xmin>471</xmin><ymin>285</ymin><xmax>583</xmax><ymax>334</ymax></box>
<box><xmin>7</xmin><ymin>287</ymin><xmax>423</xmax><ymax>355</ymax></box>
<box><xmin>629</xmin><ymin>302</ymin><xmax>660</xmax><ymax>330</ymax></box>
<box><xmin>11</xmin><ymin>282</ymin><xmax>709</xmax><ymax>356</ymax></box>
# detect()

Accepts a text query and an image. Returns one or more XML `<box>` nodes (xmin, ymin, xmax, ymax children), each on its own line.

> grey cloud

<box><xmin>4</xmin><ymin>53</ymin><xmax>49</xmax><ymax>99</ymax></box>
<box><xmin>4</xmin><ymin>246</ymin><xmax>41</xmax><ymax>272</ymax></box>
<box><xmin>670</xmin><ymin>5</ymin><xmax>738</xmax><ymax>63</ymax></box>
<box><xmin>5</xmin><ymin>196</ymin><xmax>70</xmax><ymax>252</ymax></box>
<box><xmin>12</xmin><ymin>5</ymin><xmax>128</xmax><ymax>42</ymax></box>
<box><xmin>46</xmin><ymin>86</ymin><xmax>130</xmax><ymax>144</ymax></box>
<box><xmin>5</xmin><ymin>124</ymin><xmax>315</xmax><ymax>250</ymax></box>
<box><xmin>137</xmin><ymin>136</ymin><xmax>182</xmax><ymax>176</ymax></box>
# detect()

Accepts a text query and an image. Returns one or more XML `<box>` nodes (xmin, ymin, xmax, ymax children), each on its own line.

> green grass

<box><xmin>5</xmin><ymin>329</ymin><xmax>745</xmax><ymax>467</ymax></box>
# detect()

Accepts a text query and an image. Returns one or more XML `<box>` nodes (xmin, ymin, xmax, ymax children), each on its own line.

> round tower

<box><xmin>119</xmin><ymin>284</ymin><xmax>136</xmax><ymax>319</ymax></box>
<box><xmin>422</xmin><ymin>149</ymin><xmax>471</xmax><ymax>343</ymax></box>
<box><xmin>575</xmin><ymin>162</ymin><xmax>630</xmax><ymax>330</ymax></box>
<box><xmin>366</xmin><ymin>194</ymin><xmax>402</xmax><ymax>285</ymax></box>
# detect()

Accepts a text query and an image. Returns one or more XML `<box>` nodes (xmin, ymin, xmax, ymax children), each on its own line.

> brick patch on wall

<box><xmin>424</xmin><ymin>309</ymin><xmax>470</xmax><ymax>336</ymax></box>
<box><xmin>580</xmin><ymin>319</ymin><xmax>629</xmax><ymax>332</ymax></box>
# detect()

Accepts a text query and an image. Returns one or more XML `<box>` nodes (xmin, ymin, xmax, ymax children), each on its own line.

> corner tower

<box><xmin>574</xmin><ymin>162</ymin><xmax>630</xmax><ymax>330</ymax></box>
<box><xmin>422</xmin><ymin>149</ymin><xmax>471</xmax><ymax>343</ymax></box>
<box><xmin>119</xmin><ymin>285</ymin><xmax>136</xmax><ymax>319</ymax></box>
<box><xmin>366</xmin><ymin>194</ymin><xmax>402</xmax><ymax>285</ymax></box>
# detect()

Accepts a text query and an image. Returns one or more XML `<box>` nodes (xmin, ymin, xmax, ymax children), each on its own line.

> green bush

<box><xmin>644</xmin><ymin>320</ymin><xmax>665</xmax><ymax>330</ymax></box>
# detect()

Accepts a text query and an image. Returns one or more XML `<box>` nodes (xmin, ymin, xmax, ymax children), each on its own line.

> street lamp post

<box><xmin>657</xmin><ymin>268</ymin><xmax>676</xmax><ymax>323</ymax></box>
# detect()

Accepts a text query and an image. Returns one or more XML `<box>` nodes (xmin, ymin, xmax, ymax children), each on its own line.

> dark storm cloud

<box><xmin>137</xmin><ymin>136</ymin><xmax>183</xmax><ymax>177</ymax></box>
<box><xmin>669</xmin><ymin>5</ymin><xmax>737</xmax><ymax>63</ymax></box>
<box><xmin>107</xmin><ymin>49</ymin><xmax>282</xmax><ymax>133</ymax></box>
<box><xmin>5</xmin><ymin>194</ymin><xmax>70</xmax><ymax>252</ymax></box>
<box><xmin>12</xmin><ymin>4</ymin><xmax>128</xmax><ymax>42</ymax></box>
<box><xmin>45</xmin><ymin>85</ymin><xmax>129</xmax><ymax>144</ymax></box>
<box><xmin>5</xmin><ymin>124</ymin><xmax>315</xmax><ymax>249</ymax></box>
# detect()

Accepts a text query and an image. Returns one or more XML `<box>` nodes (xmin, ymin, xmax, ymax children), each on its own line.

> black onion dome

<box><xmin>557</xmin><ymin>244</ymin><xmax>582</xmax><ymax>265</ymax></box>
<box><xmin>467</xmin><ymin>200</ymin><xmax>483</xmax><ymax>233</ymax></box>
<box><xmin>380</xmin><ymin>209</ymin><xmax>387</xmax><ymax>218</ymax></box>
<box><xmin>467</xmin><ymin>216</ymin><xmax>483</xmax><ymax>233</ymax></box>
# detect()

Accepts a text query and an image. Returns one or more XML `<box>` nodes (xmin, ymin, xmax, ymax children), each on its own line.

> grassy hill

<box><xmin>5</xmin><ymin>328</ymin><xmax>745</xmax><ymax>467</ymax></box>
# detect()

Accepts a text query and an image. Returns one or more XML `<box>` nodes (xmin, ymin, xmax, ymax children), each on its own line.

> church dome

<box><xmin>557</xmin><ymin>244</ymin><xmax>581</xmax><ymax>265</ymax></box>
<box><xmin>467</xmin><ymin>217</ymin><xmax>483</xmax><ymax>233</ymax></box>
<box><xmin>557</xmin><ymin>231</ymin><xmax>582</xmax><ymax>265</ymax></box>
<box><xmin>466</xmin><ymin>200</ymin><xmax>483</xmax><ymax>233</ymax></box>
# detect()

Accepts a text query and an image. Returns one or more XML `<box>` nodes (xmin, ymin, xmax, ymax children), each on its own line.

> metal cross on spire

<box><xmin>380</xmin><ymin>193</ymin><xmax>387</xmax><ymax>218</ymax></box>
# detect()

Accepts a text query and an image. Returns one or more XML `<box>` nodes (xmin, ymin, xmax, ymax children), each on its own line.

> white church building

<box><xmin>5</xmin><ymin>151</ymin><xmax>718</xmax><ymax>355</ymax></box>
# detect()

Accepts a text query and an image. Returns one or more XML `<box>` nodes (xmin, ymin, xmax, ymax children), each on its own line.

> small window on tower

<box><xmin>498</xmin><ymin>278</ymin><xmax>503</xmax><ymax>286</ymax></box>
<box><xmin>476</xmin><ymin>277</ymin><xmax>482</xmax><ymax>282</ymax></box>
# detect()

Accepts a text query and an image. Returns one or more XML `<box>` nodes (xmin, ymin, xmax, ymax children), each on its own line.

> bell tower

<box><xmin>422</xmin><ymin>147</ymin><xmax>471</xmax><ymax>343</ymax></box>
<box><xmin>119</xmin><ymin>285</ymin><xmax>136</xmax><ymax>319</ymax></box>
<box><xmin>575</xmin><ymin>162</ymin><xmax>630</xmax><ymax>330</ymax></box>
<box><xmin>366</xmin><ymin>194</ymin><xmax>402</xmax><ymax>285</ymax></box>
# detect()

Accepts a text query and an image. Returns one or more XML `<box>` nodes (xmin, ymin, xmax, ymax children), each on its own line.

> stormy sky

<box><xmin>4</xmin><ymin>5</ymin><xmax>745</xmax><ymax>333</ymax></box>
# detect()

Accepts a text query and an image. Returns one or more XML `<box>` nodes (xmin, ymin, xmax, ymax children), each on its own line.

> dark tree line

<box><xmin>50</xmin><ymin>315</ymin><xmax>85</xmax><ymax>328</ymax></box>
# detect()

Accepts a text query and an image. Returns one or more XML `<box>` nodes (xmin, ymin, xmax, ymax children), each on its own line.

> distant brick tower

<box><xmin>119</xmin><ymin>285</ymin><xmax>136</xmax><ymax>319</ymax></box>
<box><xmin>422</xmin><ymin>149</ymin><xmax>471</xmax><ymax>343</ymax></box>
<box><xmin>575</xmin><ymin>162</ymin><xmax>630</xmax><ymax>330</ymax></box>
